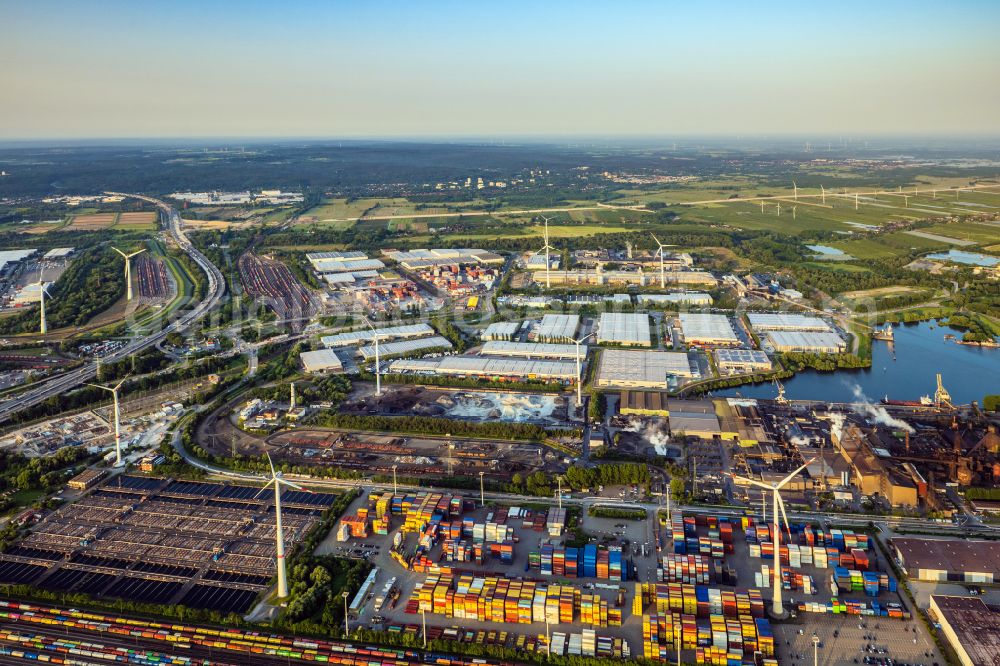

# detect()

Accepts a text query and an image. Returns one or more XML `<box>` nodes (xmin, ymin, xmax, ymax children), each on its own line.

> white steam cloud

<box><xmin>847</xmin><ymin>382</ymin><xmax>915</xmax><ymax>433</ymax></box>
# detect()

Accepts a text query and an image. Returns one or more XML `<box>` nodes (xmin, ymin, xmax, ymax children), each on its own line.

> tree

<box><xmin>670</xmin><ymin>478</ymin><xmax>686</xmax><ymax>502</ymax></box>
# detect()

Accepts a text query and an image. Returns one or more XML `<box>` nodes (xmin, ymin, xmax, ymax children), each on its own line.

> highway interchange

<box><xmin>0</xmin><ymin>194</ymin><xmax>225</xmax><ymax>424</ymax></box>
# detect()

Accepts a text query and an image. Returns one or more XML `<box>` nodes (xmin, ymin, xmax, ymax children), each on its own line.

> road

<box><xmin>0</xmin><ymin>194</ymin><xmax>225</xmax><ymax>424</ymax></box>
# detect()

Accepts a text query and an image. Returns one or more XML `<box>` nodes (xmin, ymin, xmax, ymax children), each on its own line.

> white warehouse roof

<box><xmin>300</xmin><ymin>349</ymin><xmax>345</xmax><ymax>373</ymax></box>
<box><xmin>765</xmin><ymin>330</ymin><xmax>846</xmax><ymax>352</ymax></box>
<box><xmin>595</xmin><ymin>349</ymin><xmax>696</xmax><ymax>389</ymax></box>
<box><xmin>358</xmin><ymin>335</ymin><xmax>453</xmax><ymax>360</ymax></box>
<box><xmin>678</xmin><ymin>313</ymin><xmax>739</xmax><ymax>344</ymax></box>
<box><xmin>597</xmin><ymin>312</ymin><xmax>651</xmax><ymax>347</ymax></box>
<box><xmin>481</xmin><ymin>321</ymin><xmax>521</xmax><ymax>340</ymax></box>
<box><xmin>480</xmin><ymin>341</ymin><xmax>585</xmax><ymax>360</ymax></box>
<box><xmin>389</xmin><ymin>356</ymin><xmax>577</xmax><ymax>381</ymax></box>
<box><xmin>535</xmin><ymin>314</ymin><xmax>579</xmax><ymax>341</ymax></box>
<box><xmin>322</xmin><ymin>323</ymin><xmax>434</xmax><ymax>348</ymax></box>
<box><xmin>747</xmin><ymin>313</ymin><xmax>830</xmax><ymax>332</ymax></box>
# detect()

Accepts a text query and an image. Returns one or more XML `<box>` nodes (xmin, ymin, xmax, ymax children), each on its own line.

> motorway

<box><xmin>0</xmin><ymin>194</ymin><xmax>226</xmax><ymax>424</ymax></box>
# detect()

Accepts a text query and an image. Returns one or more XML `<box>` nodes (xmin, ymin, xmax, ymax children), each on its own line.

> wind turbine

<box><xmin>256</xmin><ymin>452</ymin><xmax>309</xmax><ymax>599</ymax></box>
<box><xmin>820</xmin><ymin>185</ymin><xmax>826</xmax><ymax>205</ymax></box>
<box><xmin>36</xmin><ymin>269</ymin><xmax>51</xmax><ymax>335</ymax></box>
<box><xmin>730</xmin><ymin>458</ymin><xmax>815</xmax><ymax>616</ymax></box>
<box><xmin>572</xmin><ymin>332</ymin><xmax>594</xmax><ymax>408</ymax></box>
<box><xmin>113</xmin><ymin>247</ymin><xmax>147</xmax><ymax>301</ymax></box>
<box><xmin>776</xmin><ymin>202</ymin><xmax>781</xmax><ymax>217</ymax></box>
<box><xmin>792</xmin><ymin>206</ymin><xmax>797</xmax><ymax>221</ymax></box>
<box><xmin>651</xmin><ymin>234</ymin><xmax>675</xmax><ymax>290</ymax></box>
<box><xmin>854</xmin><ymin>193</ymin><xmax>859</xmax><ymax>210</ymax></box>
<box><xmin>87</xmin><ymin>376</ymin><xmax>129</xmax><ymax>466</ymax></box>
<box><xmin>792</xmin><ymin>181</ymin><xmax>798</xmax><ymax>201</ymax></box>
<box><xmin>538</xmin><ymin>215</ymin><xmax>555</xmax><ymax>288</ymax></box>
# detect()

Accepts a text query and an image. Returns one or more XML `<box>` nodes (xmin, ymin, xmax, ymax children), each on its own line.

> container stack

<box><xmin>635</xmin><ymin>584</ymin><xmax>764</xmax><ymax>619</ymax></box>
<box><xmin>659</xmin><ymin>554</ymin><xmax>712</xmax><ymax>584</ymax></box>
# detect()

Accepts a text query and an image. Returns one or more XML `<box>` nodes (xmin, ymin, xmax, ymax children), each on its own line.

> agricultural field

<box><xmin>65</xmin><ymin>212</ymin><xmax>117</xmax><ymax>230</ymax></box>
<box><xmin>839</xmin><ymin>285</ymin><xmax>931</xmax><ymax>302</ymax></box>
<box><xmin>115</xmin><ymin>211</ymin><xmax>159</xmax><ymax>231</ymax></box>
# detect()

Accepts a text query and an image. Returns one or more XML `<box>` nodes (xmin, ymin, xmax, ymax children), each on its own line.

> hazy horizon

<box><xmin>3</xmin><ymin>0</ymin><xmax>999</xmax><ymax>140</ymax></box>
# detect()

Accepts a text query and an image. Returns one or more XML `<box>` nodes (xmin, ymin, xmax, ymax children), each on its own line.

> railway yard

<box><xmin>265</xmin><ymin>428</ymin><xmax>563</xmax><ymax>483</ymax></box>
<box><xmin>0</xmin><ymin>476</ymin><xmax>341</xmax><ymax>616</ymax></box>
<box><xmin>238</xmin><ymin>252</ymin><xmax>317</xmax><ymax>321</ymax></box>
<box><xmin>134</xmin><ymin>253</ymin><xmax>173</xmax><ymax>302</ymax></box>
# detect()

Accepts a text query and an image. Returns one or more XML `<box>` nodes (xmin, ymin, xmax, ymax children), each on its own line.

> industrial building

<box><xmin>480</xmin><ymin>341</ymin><xmax>585</xmax><ymax>360</ymax></box>
<box><xmin>0</xmin><ymin>249</ymin><xmax>36</xmax><ymax>274</ymax></box>
<box><xmin>746</xmin><ymin>313</ymin><xmax>831</xmax><ymax>332</ymax></box>
<box><xmin>357</xmin><ymin>335</ymin><xmax>453</xmax><ymax>361</ymax></box>
<box><xmin>300</xmin><ymin>349</ymin><xmax>345</xmax><ymax>374</ymax></box>
<box><xmin>388</xmin><ymin>356</ymin><xmax>577</xmax><ymax>382</ymax></box>
<box><xmin>678</xmin><ymin>313</ymin><xmax>739</xmax><ymax>346</ymax></box>
<box><xmin>834</xmin><ymin>425</ymin><xmax>919</xmax><ymax>507</ymax></box>
<box><xmin>67</xmin><ymin>468</ymin><xmax>107</xmax><ymax>491</ymax></box>
<box><xmin>530</xmin><ymin>268</ymin><xmax>716</xmax><ymax>287</ymax></box>
<box><xmin>929</xmin><ymin>595</ymin><xmax>1000</xmax><ymax>666</ymax></box>
<box><xmin>637</xmin><ymin>292</ymin><xmax>713</xmax><ymax>306</ymax></box>
<box><xmin>321</xmin><ymin>323</ymin><xmax>435</xmax><ymax>348</ymax></box>
<box><xmin>619</xmin><ymin>391</ymin><xmax>670</xmax><ymax>417</ymax></box>
<box><xmin>526</xmin><ymin>252</ymin><xmax>559</xmax><ymax>270</ymax></box>
<box><xmin>765</xmin><ymin>330</ymin><xmax>846</xmax><ymax>353</ymax></box>
<box><xmin>594</xmin><ymin>349</ymin><xmax>695</xmax><ymax>389</ymax></box>
<box><xmin>384</xmin><ymin>248</ymin><xmax>504</xmax><ymax>270</ymax></box>
<box><xmin>480</xmin><ymin>321</ymin><xmax>520</xmax><ymax>341</ymax></box>
<box><xmin>596</xmin><ymin>312</ymin><xmax>651</xmax><ymax>347</ymax></box>
<box><xmin>533</xmin><ymin>314</ymin><xmax>579</xmax><ymax>342</ymax></box>
<box><xmin>669</xmin><ymin>401</ymin><xmax>723</xmax><ymax>440</ymax></box>
<box><xmin>893</xmin><ymin>538</ymin><xmax>1000</xmax><ymax>584</ymax></box>
<box><xmin>43</xmin><ymin>247</ymin><xmax>74</xmax><ymax>260</ymax></box>
<box><xmin>307</xmin><ymin>251</ymin><xmax>385</xmax><ymax>274</ymax></box>
<box><xmin>714</xmin><ymin>348</ymin><xmax>772</xmax><ymax>374</ymax></box>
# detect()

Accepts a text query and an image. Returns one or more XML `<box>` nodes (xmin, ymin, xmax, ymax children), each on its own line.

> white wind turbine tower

<box><xmin>113</xmin><ymin>247</ymin><xmax>147</xmax><ymax>301</ymax></box>
<box><xmin>256</xmin><ymin>452</ymin><xmax>310</xmax><ymax>599</ymax></box>
<box><xmin>36</xmin><ymin>269</ymin><xmax>52</xmax><ymax>335</ymax></box>
<box><xmin>820</xmin><ymin>185</ymin><xmax>826</xmax><ymax>205</ymax></box>
<box><xmin>538</xmin><ymin>215</ymin><xmax>555</xmax><ymax>288</ymax></box>
<box><xmin>730</xmin><ymin>458</ymin><xmax>815</xmax><ymax>617</ymax></box>
<box><xmin>87</xmin><ymin>376</ymin><xmax>129</xmax><ymax>466</ymax></box>
<box><xmin>572</xmin><ymin>332</ymin><xmax>594</xmax><ymax>408</ymax></box>
<box><xmin>651</xmin><ymin>234</ymin><xmax>675</xmax><ymax>289</ymax></box>
<box><xmin>792</xmin><ymin>181</ymin><xmax>798</xmax><ymax>201</ymax></box>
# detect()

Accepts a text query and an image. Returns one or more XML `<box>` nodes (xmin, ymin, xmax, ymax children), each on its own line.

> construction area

<box><xmin>0</xmin><ymin>475</ymin><xmax>341</xmax><ymax>615</ymax></box>
<box><xmin>265</xmin><ymin>428</ymin><xmax>564</xmax><ymax>482</ymax></box>
<box><xmin>344</xmin><ymin>386</ymin><xmax>570</xmax><ymax>425</ymax></box>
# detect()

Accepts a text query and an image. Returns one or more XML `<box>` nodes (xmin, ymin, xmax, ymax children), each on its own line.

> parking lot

<box><xmin>775</xmin><ymin>615</ymin><xmax>943</xmax><ymax>666</ymax></box>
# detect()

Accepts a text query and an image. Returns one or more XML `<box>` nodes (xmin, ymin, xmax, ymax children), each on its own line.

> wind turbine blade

<box><xmin>265</xmin><ymin>451</ymin><xmax>277</xmax><ymax>478</ymax></box>
<box><xmin>776</xmin><ymin>492</ymin><xmax>792</xmax><ymax>535</ymax></box>
<box><xmin>114</xmin><ymin>376</ymin><xmax>129</xmax><ymax>391</ymax></box>
<box><xmin>729</xmin><ymin>473</ymin><xmax>773</xmax><ymax>491</ymax></box>
<box><xmin>277</xmin><ymin>478</ymin><xmax>309</xmax><ymax>492</ymax></box>
<box><xmin>777</xmin><ymin>457</ymin><xmax>816</xmax><ymax>490</ymax></box>
<box><xmin>651</xmin><ymin>234</ymin><xmax>661</xmax><ymax>246</ymax></box>
<box><xmin>85</xmin><ymin>383</ymin><xmax>110</xmax><ymax>392</ymax></box>
<box><xmin>253</xmin><ymin>479</ymin><xmax>276</xmax><ymax>500</ymax></box>
<box><xmin>112</xmin><ymin>247</ymin><xmax>127</xmax><ymax>258</ymax></box>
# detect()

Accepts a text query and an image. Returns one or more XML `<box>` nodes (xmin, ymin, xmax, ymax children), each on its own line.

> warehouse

<box><xmin>43</xmin><ymin>247</ymin><xmax>75</xmax><ymax>260</ymax></box>
<box><xmin>307</xmin><ymin>251</ymin><xmax>385</xmax><ymax>273</ymax></box>
<box><xmin>385</xmin><ymin>248</ymin><xmax>504</xmax><ymax>270</ymax></box>
<box><xmin>929</xmin><ymin>595</ymin><xmax>1000</xmax><ymax>666</ymax></box>
<box><xmin>765</xmin><ymin>330</ymin><xmax>846</xmax><ymax>353</ymax></box>
<box><xmin>678</xmin><ymin>313</ymin><xmax>740</xmax><ymax>346</ymax></box>
<box><xmin>357</xmin><ymin>335</ymin><xmax>453</xmax><ymax>361</ymax></box>
<box><xmin>531</xmin><ymin>268</ymin><xmax>716</xmax><ymax>287</ymax></box>
<box><xmin>388</xmin><ymin>356</ymin><xmax>577</xmax><ymax>382</ymax></box>
<box><xmin>480</xmin><ymin>321</ymin><xmax>520</xmax><ymax>341</ymax></box>
<box><xmin>594</xmin><ymin>349</ymin><xmax>695</xmax><ymax>389</ymax></box>
<box><xmin>533</xmin><ymin>313</ymin><xmax>579</xmax><ymax>342</ymax></box>
<box><xmin>892</xmin><ymin>538</ymin><xmax>1000</xmax><ymax>583</ymax></box>
<box><xmin>321</xmin><ymin>323</ymin><xmax>435</xmax><ymax>348</ymax></box>
<box><xmin>300</xmin><ymin>349</ymin><xmax>345</xmax><ymax>374</ymax></box>
<box><xmin>480</xmin><ymin>341</ymin><xmax>584</xmax><ymax>360</ymax></box>
<box><xmin>746</xmin><ymin>313</ymin><xmax>831</xmax><ymax>332</ymax></box>
<box><xmin>637</xmin><ymin>292</ymin><xmax>713</xmax><ymax>306</ymax></box>
<box><xmin>714</xmin><ymin>348</ymin><xmax>772</xmax><ymax>374</ymax></box>
<box><xmin>596</xmin><ymin>312</ymin><xmax>651</xmax><ymax>347</ymax></box>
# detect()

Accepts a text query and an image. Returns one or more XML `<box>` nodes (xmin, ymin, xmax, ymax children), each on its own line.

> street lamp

<box><xmin>811</xmin><ymin>634</ymin><xmax>820</xmax><ymax>666</ymax></box>
<box><xmin>556</xmin><ymin>476</ymin><xmax>564</xmax><ymax>510</ymax></box>
<box><xmin>421</xmin><ymin>608</ymin><xmax>428</xmax><ymax>648</ymax></box>
<box><xmin>479</xmin><ymin>471</ymin><xmax>485</xmax><ymax>508</ymax></box>
<box><xmin>392</xmin><ymin>464</ymin><xmax>398</xmax><ymax>495</ymax></box>
<box><xmin>342</xmin><ymin>591</ymin><xmax>350</xmax><ymax>636</ymax></box>
<box><xmin>362</xmin><ymin>315</ymin><xmax>381</xmax><ymax>397</ymax></box>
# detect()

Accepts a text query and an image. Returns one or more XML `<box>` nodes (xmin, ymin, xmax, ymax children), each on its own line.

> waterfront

<box><xmin>716</xmin><ymin>320</ymin><xmax>1000</xmax><ymax>405</ymax></box>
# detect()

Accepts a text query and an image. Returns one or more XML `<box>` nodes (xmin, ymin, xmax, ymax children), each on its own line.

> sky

<box><xmin>2</xmin><ymin>0</ymin><xmax>1000</xmax><ymax>140</ymax></box>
